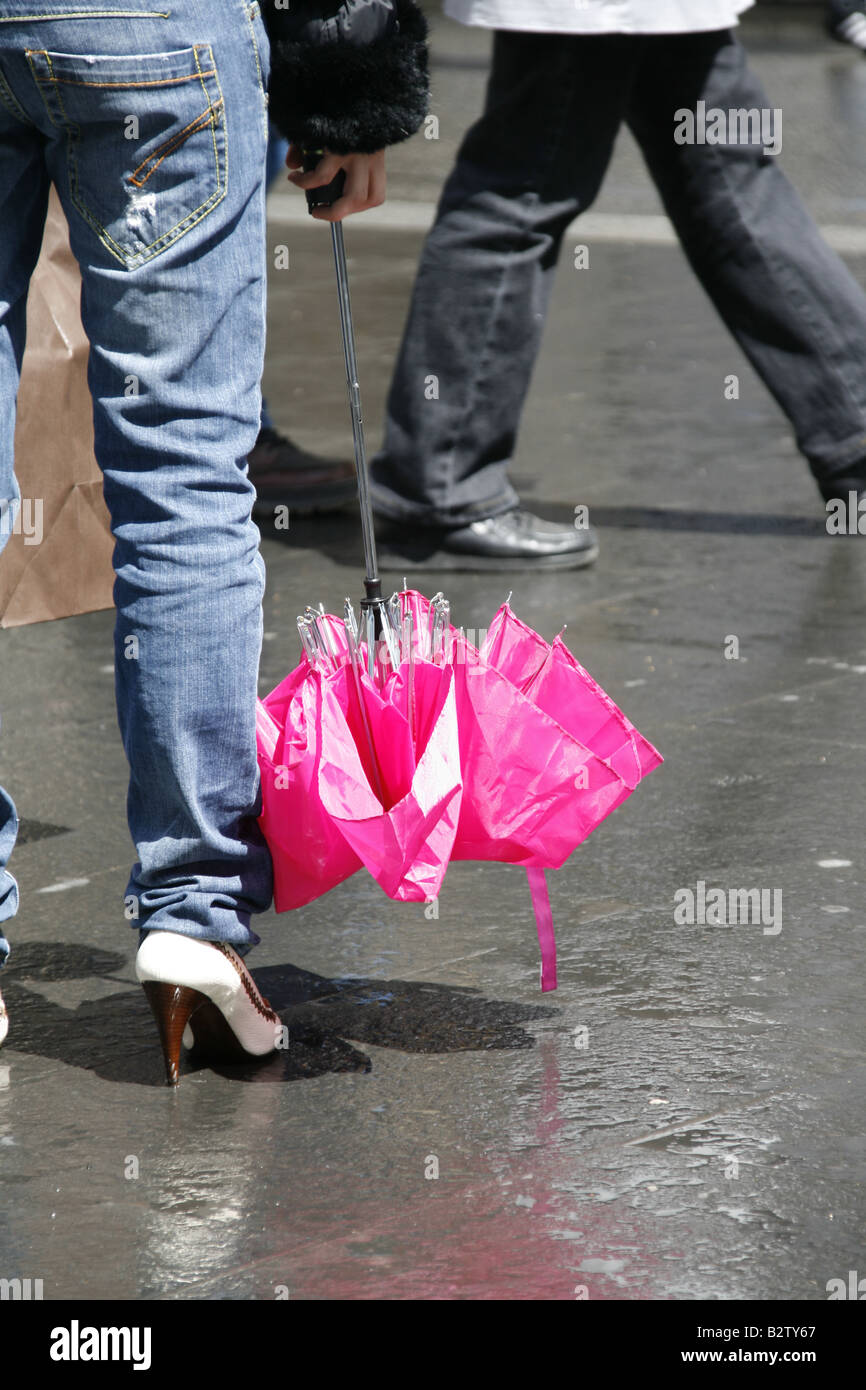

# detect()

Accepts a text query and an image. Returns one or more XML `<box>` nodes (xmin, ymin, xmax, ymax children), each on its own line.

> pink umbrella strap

<box><xmin>526</xmin><ymin>867</ymin><xmax>557</xmax><ymax>992</ymax></box>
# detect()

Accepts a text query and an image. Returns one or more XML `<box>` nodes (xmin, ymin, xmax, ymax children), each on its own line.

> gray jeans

<box><xmin>371</xmin><ymin>29</ymin><xmax>866</xmax><ymax>525</ymax></box>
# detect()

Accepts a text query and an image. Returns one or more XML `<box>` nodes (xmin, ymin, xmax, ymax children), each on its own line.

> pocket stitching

<box><xmin>27</xmin><ymin>44</ymin><xmax>228</xmax><ymax>268</ymax></box>
<box><xmin>34</xmin><ymin>68</ymin><xmax>217</xmax><ymax>89</ymax></box>
<box><xmin>129</xmin><ymin>96</ymin><xmax>224</xmax><ymax>188</ymax></box>
<box><xmin>126</xmin><ymin>46</ymin><xmax>227</xmax><ymax>267</ymax></box>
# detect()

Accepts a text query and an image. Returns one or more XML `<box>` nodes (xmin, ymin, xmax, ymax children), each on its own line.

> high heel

<box><xmin>136</xmin><ymin>933</ymin><xmax>280</xmax><ymax>1086</ymax></box>
<box><xmin>0</xmin><ymin>987</ymin><xmax>7</xmax><ymax>1047</ymax></box>
<box><xmin>141</xmin><ymin>981</ymin><xmax>209</xmax><ymax>1086</ymax></box>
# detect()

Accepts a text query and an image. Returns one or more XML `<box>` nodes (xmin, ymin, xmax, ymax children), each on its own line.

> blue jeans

<box><xmin>0</xmin><ymin>0</ymin><xmax>275</xmax><ymax>967</ymax></box>
<box><xmin>260</xmin><ymin>121</ymin><xmax>290</xmax><ymax>434</ymax></box>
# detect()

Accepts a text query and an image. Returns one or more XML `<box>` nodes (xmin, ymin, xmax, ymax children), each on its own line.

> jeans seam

<box><xmin>0</xmin><ymin>10</ymin><xmax>171</xmax><ymax>21</ymax></box>
<box><xmin>43</xmin><ymin>69</ymin><xmax>215</xmax><ymax>88</ymax></box>
<box><xmin>193</xmin><ymin>42</ymin><xmax>227</xmax><ymax>246</ymax></box>
<box><xmin>0</xmin><ymin>65</ymin><xmax>35</xmax><ymax>125</ymax></box>
<box><xmin>244</xmin><ymin>0</ymin><xmax>269</xmax><ymax>140</ymax></box>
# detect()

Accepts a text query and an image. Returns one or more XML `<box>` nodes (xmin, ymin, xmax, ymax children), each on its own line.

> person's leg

<box><xmin>370</xmin><ymin>31</ymin><xmax>640</xmax><ymax>529</ymax></box>
<box><xmin>5</xmin><ymin>0</ymin><xmax>274</xmax><ymax>952</ymax></box>
<box><xmin>627</xmin><ymin>30</ymin><xmax>866</xmax><ymax>500</ymax></box>
<box><xmin>0</xmin><ymin>88</ymin><xmax>52</xmax><ymax>995</ymax></box>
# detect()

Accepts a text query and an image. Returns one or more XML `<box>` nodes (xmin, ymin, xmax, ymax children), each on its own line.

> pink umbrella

<box><xmin>256</xmin><ymin>589</ymin><xmax>661</xmax><ymax>991</ymax></box>
<box><xmin>257</xmin><ymin>173</ymin><xmax>661</xmax><ymax>989</ymax></box>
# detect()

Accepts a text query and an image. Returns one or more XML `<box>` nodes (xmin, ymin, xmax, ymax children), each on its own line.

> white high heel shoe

<box><xmin>0</xmin><ymin>987</ymin><xmax>7</xmax><ymax>1047</ymax></box>
<box><xmin>135</xmin><ymin>932</ymin><xmax>280</xmax><ymax>1086</ymax></box>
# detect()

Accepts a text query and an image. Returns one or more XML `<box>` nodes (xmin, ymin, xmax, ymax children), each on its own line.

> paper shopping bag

<box><xmin>0</xmin><ymin>187</ymin><xmax>114</xmax><ymax>628</ymax></box>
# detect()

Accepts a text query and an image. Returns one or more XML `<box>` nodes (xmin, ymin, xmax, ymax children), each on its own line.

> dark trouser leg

<box><xmin>627</xmin><ymin>30</ymin><xmax>866</xmax><ymax>496</ymax></box>
<box><xmin>371</xmin><ymin>32</ymin><xmax>641</xmax><ymax>526</ymax></box>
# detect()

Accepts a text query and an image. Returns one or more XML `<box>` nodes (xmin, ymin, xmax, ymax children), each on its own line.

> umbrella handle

<box><xmin>301</xmin><ymin>150</ymin><xmax>346</xmax><ymax>210</ymax></box>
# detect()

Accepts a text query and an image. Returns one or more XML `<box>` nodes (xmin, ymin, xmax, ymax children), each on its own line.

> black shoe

<box><xmin>248</xmin><ymin>427</ymin><xmax>358</xmax><ymax>518</ymax></box>
<box><xmin>377</xmin><ymin>507</ymin><xmax>600</xmax><ymax>572</ymax></box>
<box><xmin>827</xmin><ymin>1</ymin><xmax>866</xmax><ymax>50</ymax></box>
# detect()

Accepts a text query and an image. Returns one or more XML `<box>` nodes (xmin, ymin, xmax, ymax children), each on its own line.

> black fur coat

<box><xmin>261</xmin><ymin>0</ymin><xmax>429</xmax><ymax>154</ymax></box>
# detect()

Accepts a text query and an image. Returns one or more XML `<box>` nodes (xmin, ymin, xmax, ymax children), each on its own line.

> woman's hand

<box><xmin>286</xmin><ymin>146</ymin><xmax>386</xmax><ymax>222</ymax></box>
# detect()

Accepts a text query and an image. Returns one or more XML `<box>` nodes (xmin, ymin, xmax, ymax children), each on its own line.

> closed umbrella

<box><xmin>256</xmin><ymin>166</ymin><xmax>662</xmax><ymax>988</ymax></box>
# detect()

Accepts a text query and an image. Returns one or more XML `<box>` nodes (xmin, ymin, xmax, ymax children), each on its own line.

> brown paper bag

<box><xmin>0</xmin><ymin>187</ymin><xmax>114</xmax><ymax>628</ymax></box>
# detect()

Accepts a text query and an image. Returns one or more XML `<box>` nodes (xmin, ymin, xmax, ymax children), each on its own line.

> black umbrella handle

<box><xmin>302</xmin><ymin>151</ymin><xmax>346</xmax><ymax>211</ymax></box>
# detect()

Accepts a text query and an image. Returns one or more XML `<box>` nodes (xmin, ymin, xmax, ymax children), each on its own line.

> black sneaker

<box><xmin>377</xmin><ymin>507</ymin><xmax>600</xmax><ymax>572</ymax></box>
<box><xmin>827</xmin><ymin>1</ymin><xmax>866</xmax><ymax>50</ymax></box>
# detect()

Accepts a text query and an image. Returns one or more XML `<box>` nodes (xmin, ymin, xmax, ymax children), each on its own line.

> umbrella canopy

<box><xmin>256</xmin><ymin>589</ymin><xmax>662</xmax><ymax>989</ymax></box>
<box><xmin>257</xmin><ymin>606</ymin><xmax>461</xmax><ymax>910</ymax></box>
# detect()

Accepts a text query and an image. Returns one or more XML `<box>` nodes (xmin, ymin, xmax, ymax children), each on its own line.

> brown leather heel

<box><xmin>142</xmin><ymin>980</ymin><xmax>208</xmax><ymax>1087</ymax></box>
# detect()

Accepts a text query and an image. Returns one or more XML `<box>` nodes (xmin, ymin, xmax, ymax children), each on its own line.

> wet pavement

<box><xmin>1</xmin><ymin>5</ymin><xmax>866</xmax><ymax>1301</ymax></box>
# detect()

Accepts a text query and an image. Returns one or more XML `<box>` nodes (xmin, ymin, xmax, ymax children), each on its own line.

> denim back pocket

<box><xmin>27</xmin><ymin>44</ymin><xmax>226</xmax><ymax>269</ymax></box>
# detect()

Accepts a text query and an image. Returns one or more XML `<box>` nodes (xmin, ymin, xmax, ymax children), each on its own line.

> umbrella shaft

<box><xmin>331</xmin><ymin>222</ymin><xmax>379</xmax><ymax>588</ymax></box>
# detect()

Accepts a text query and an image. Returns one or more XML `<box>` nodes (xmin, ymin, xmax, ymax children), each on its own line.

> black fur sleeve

<box><xmin>261</xmin><ymin>0</ymin><xmax>429</xmax><ymax>154</ymax></box>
